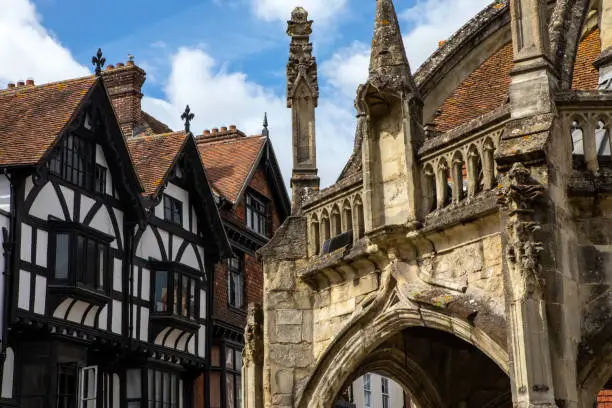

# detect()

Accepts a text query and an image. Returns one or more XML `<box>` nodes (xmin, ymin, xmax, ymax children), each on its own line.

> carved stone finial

<box><xmin>92</xmin><ymin>48</ymin><xmax>106</xmax><ymax>77</ymax></box>
<box><xmin>181</xmin><ymin>105</ymin><xmax>195</xmax><ymax>134</ymax></box>
<box><xmin>368</xmin><ymin>0</ymin><xmax>418</xmax><ymax>96</ymax></box>
<box><xmin>286</xmin><ymin>7</ymin><xmax>319</xmax><ymax>107</ymax></box>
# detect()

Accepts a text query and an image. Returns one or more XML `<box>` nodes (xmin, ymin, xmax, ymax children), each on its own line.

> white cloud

<box><xmin>250</xmin><ymin>0</ymin><xmax>347</xmax><ymax>23</ymax></box>
<box><xmin>401</xmin><ymin>0</ymin><xmax>492</xmax><ymax>68</ymax></box>
<box><xmin>320</xmin><ymin>41</ymin><xmax>369</xmax><ymax>100</ymax></box>
<box><xmin>143</xmin><ymin>47</ymin><xmax>356</xmax><ymax>189</ymax></box>
<box><xmin>0</xmin><ymin>0</ymin><xmax>89</xmax><ymax>86</ymax></box>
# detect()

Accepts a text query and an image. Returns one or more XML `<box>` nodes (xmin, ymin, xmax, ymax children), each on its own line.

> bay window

<box><xmin>51</xmin><ymin>227</ymin><xmax>110</xmax><ymax>292</ymax></box>
<box><xmin>125</xmin><ymin>368</ymin><xmax>184</xmax><ymax>408</ymax></box>
<box><xmin>153</xmin><ymin>266</ymin><xmax>199</xmax><ymax>320</ymax></box>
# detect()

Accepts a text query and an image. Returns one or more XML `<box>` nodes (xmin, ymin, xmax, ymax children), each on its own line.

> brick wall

<box><xmin>599</xmin><ymin>390</ymin><xmax>612</xmax><ymax>407</ymax></box>
<box><xmin>212</xmin><ymin>163</ymin><xmax>282</xmax><ymax>330</ymax></box>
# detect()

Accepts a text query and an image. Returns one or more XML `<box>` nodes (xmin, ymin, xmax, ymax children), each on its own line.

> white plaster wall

<box><xmin>18</xmin><ymin>270</ymin><xmax>30</xmax><ymax>311</ymax></box>
<box><xmin>179</xmin><ymin>244</ymin><xmax>199</xmax><ymax>270</ymax></box>
<box><xmin>80</xmin><ymin>195</ymin><xmax>96</xmax><ymax>223</ymax></box>
<box><xmin>20</xmin><ymin>224</ymin><xmax>32</xmax><ymax>263</ymax></box>
<box><xmin>0</xmin><ymin>175</ymin><xmax>10</xmax><ymax>212</ymax></box>
<box><xmin>111</xmin><ymin>300</ymin><xmax>122</xmax><ymax>334</ymax></box>
<box><xmin>36</xmin><ymin>229</ymin><xmax>47</xmax><ymax>268</ymax></box>
<box><xmin>1</xmin><ymin>347</ymin><xmax>14</xmax><ymax>398</ymax></box>
<box><xmin>29</xmin><ymin>182</ymin><xmax>66</xmax><ymax>221</ymax></box>
<box><xmin>140</xmin><ymin>307</ymin><xmax>149</xmax><ymax>342</ymax></box>
<box><xmin>141</xmin><ymin>268</ymin><xmax>150</xmax><ymax>301</ymax></box>
<box><xmin>89</xmin><ymin>206</ymin><xmax>115</xmax><ymax>239</ymax></box>
<box><xmin>164</xmin><ymin>183</ymin><xmax>190</xmax><ymax>231</ymax></box>
<box><xmin>136</xmin><ymin>227</ymin><xmax>163</xmax><ymax>261</ymax></box>
<box><xmin>172</xmin><ymin>235</ymin><xmax>183</xmax><ymax>261</ymax></box>
<box><xmin>33</xmin><ymin>275</ymin><xmax>46</xmax><ymax>315</ymax></box>
<box><xmin>59</xmin><ymin>186</ymin><xmax>74</xmax><ymax>221</ymax></box>
<box><xmin>113</xmin><ymin>258</ymin><xmax>122</xmax><ymax>292</ymax></box>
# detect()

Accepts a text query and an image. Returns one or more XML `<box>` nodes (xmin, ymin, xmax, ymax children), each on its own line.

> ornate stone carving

<box><xmin>286</xmin><ymin>7</ymin><xmax>319</xmax><ymax>107</ymax></box>
<box><xmin>498</xmin><ymin>163</ymin><xmax>546</xmax><ymax>299</ymax></box>
<box><xmin>243</xmin><ymin>303</ymin><xmax>264</xmax><ymax>365</ymax></box>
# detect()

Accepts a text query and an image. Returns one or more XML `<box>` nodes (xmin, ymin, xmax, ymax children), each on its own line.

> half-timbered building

<box><xmin>0</xmin><ymin>63</ymin><xmax>230</xmax><ymax>408</ymax></box>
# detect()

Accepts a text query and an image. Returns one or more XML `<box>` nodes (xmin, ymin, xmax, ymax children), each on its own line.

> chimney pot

<box><xmin>220</xmin><ymin>126</ymin><xmax>228</xmax><ymax>132</ymax></box>
<box><xmin>26</xmin><ymin>79</ymin><xmax>34</xmax><ymax>86</ymax></box>
<box><xmin>17</xmin><ymin>81</ymin><xmax>25</xmax><ymax>87</ymax></box>
<box><xmin>106</xmin><ymin>64</ymin><xmax>115</xmax><ymax>71</ymax></box>
<box><xmin>212</xmin><ymin>128</ymin><xmax>219</xmax><ymax>134</ymax></box>
<box><xmin>7</xmin><ymin>82</ymin><xmax>15</xmax><ymax>89</ymax></box>
<box><xmin>116</xmin><ymin>62</ymin><xmax>125</xmax><ymax>68</ymax></box>
<box><xmin>203</xmin><ymin>130</ymin><xmax>211</xmax><ymax>136</ymax></box>
<box><xmin>438</xmin><ymin>40</ymin><xmax>447</xmax><ymax>48</ymax></box>
<box><xmin>126</xmin><ymin>60</ymin><xmax>135</xmax><ymax>67</ymax></box>
<box><xmin>229</xmin><ymin>125</ymin><xmax>237</xmax><ymax>131</ymax></box>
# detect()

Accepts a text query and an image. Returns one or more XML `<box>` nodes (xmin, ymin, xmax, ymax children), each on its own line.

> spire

<box><xmin>262</xmin><ymin>112</ymin><xmax>269</xmax><ymax>137</ymax></box>
<box><xmin>368</xmin><ymin>0</ymin><xmax>417</xmax><ymax>95</ymax></box>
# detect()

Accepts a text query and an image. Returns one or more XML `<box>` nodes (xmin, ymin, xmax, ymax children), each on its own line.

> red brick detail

<box><xmin>212</xmin><ymin>164</ymin><xmax>281</xmax><ymax>329</ymax></box>
<box><xmin>572</xmin><ymin>29</ymin><xmax>601</xmax><ymax>90</ymax></box>
<box><xmin>598</xmin><ymin>389</ymin><xmax>612</xmax><ymax>407</ymax></box>
<box><xmin>102</xmin><ymin>64</ymin><xmax>146</xmax><ymax>136</ymax></box>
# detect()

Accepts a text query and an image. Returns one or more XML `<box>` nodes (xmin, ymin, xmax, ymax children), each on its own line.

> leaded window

<box><xmin>153</xmin><ymin>268</ymin><xmax>198</xmax><ymax>319</ymax></box>
<box><xmin>163</xmin><ymin>195</ymin><xmax>183</xmax><ymax>226</ymax></box>
<box><xmin>228</xmin><ymin>254</ymin><xmax>244</xmax><ymax>309</ymax></box>
<box><xmin>147</xmin><ymin>369</ymin><xmax>179</xmax><ymax>408</ymax></box>
<box><xmin>49</xmin><ymin>133</ymin><xmax>95</xmax><ymax>190</ymax></box>
<box><xmin>53</xmin><ymin>230</ymin><xmax>109</xmax><ymax>291</ymax></box>
<box><xmin>245</xmin><ymin>192</ymin><xmax>269</xmax><ymax>236</ymax></box>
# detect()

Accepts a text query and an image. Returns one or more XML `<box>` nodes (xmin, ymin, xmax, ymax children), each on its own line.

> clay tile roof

<box><xmin>127</xmin><ymin>131</ymin><xmax>188</xmax><ymax>197</ymax></box>
<box><xmin>142</xmin><ymin>111</ymin><xmax>173</xmax><ymax>135</ymax></box>
<box><xmin>197</xmin><ymin>134</ymin><xmax>266</xmax><ymax>203</ymax></box>
<box><xmin>0</xmin><ymin>76</ymin><xmax>97</xmax><ymax>166</ymax></box>
<box><xmin>433</xmin><ymin>28</ymin><xmax>601</xmax><ymax>133</ymax></box>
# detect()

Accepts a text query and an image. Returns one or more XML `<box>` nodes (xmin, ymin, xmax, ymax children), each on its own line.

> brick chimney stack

<box><xmin>102</xmin><ymin>57</ymin><xmax>146</xmax><ymax>137</ymax></box>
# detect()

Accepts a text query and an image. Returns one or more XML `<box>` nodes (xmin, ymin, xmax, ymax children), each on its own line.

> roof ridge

<box><xmin>129</xmin><ymin>130</ymin><xmax>186</xmax><ymax>141</ymax></box>
<box><xmin>0</xmin><ymin>75</ymin><xmax>97</xmax><ymax>98</ymax></box>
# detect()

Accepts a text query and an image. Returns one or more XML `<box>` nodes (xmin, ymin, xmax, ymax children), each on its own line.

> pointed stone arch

<box><xmin>295</xmin><ymin>281</ymin><xmax>509</xmax><ymax>408</ymax></box>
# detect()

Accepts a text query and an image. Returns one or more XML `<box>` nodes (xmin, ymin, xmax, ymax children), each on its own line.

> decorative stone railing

<box><xmin>556</xmin><ymin>91</ymin><xmax>612</xmax><ymax>173</ymax></box>
<box><xmin>419</xmin><ymin>106</ymin><xmax>508</xmax><ymax>216</ymax></box>
<box><xmin>302</xmin><ymin>173</ymin><xmax>365</xmax><ymax>258</ymax></box>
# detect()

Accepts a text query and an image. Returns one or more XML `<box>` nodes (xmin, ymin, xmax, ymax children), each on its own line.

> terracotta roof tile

<box><xmin>572</xmin><ymin>28</ymin><xmax>601</xmax><ymax>90</ymax></box>
<box><xmin>127</xmin><ymin>131</ymin><xmax>188</xmax><ymax>197</ymax></box>
<box><xmin>197</xmin><ymin>134</ymin><xmax>266</xmax><ymax>203</ymax></box>
<box><xmin>0</xmin><ymin>76</ymin><xmax>97</xmax><ymax>166</ymax></box>
<box><xmin>141</xmin><ymin>111</ymin><xmax>173</xmax><ymax>135</ymax></box>
<box><xmin>433</xmin><ymin>29</ymin><xmax>601</xmax><ymax>133</ymax></box>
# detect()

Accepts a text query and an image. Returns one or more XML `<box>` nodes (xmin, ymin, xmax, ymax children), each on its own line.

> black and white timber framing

<box><xmin>0</xmin><ymin>79</ymin><xmax>231</xmax><ymax>408</ymax></box>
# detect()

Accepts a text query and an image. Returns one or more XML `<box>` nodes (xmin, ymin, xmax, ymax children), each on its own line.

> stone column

<box><xmin>243</xmin><ymin>303</ymin><xmax>264</xmax><ymax>408</ymax></box>
<box><xmin>595</xmin><ymin>0</ymin><xmax>612</xmax><ymax>89</ymax></box>
<box><xmin>509</xmin><ymin>0</ymin><xmax>558</xmax><ymax>118</ymax></box>
<box><xmin>499</xmin><ymin>163</ymin><xmax>558</xmax><ymax>408</ymax></box>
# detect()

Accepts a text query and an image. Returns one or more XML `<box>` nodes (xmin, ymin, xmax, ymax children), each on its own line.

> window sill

<box><xmin>49</xmin><ymin>284</ymin><xmax>110</xmax><ymax>307</ymax></box>
<box><xmin>150</xmin><ymin>312</ymin><xmax>200</xmax><ymax>332</ymax></box>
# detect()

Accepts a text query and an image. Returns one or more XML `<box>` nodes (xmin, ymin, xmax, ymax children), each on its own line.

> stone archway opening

<box><xmin>332</xmin><ymin>327</ymin><xmax>512</xmax><ymax>408</ymax></box>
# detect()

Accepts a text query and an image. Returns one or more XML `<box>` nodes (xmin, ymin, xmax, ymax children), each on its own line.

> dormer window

<box><xmin>163</xmin><ymin>195</ymin><xmax>183</xmax><ymax>226</ymax></box>
<box><xmin>245</xmin><ymin>192</ymin><xmax>269</xmax><ymax>237</ymax></box>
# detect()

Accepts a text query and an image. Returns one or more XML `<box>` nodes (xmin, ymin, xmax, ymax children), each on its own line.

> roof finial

<box><xmin>181</xmin><ymin>105</ymin><xmax>195</xmax><ymax>134</ymax></box>
<box><xmin>368</xmin><ymin>0</ymin><xmax>417</xmax><ymax>95</ymax></box>
<box><xmin>92</xmin><ymin>48</ymin><xmax>106</xmax><ymax>77</ymax></box>
<box><xmin>262</xmin><ymin>112</ymin><xmax>269</xmax><ymax>137</ymax></box>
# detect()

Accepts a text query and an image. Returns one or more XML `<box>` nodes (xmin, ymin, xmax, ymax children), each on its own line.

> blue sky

<box><xmin>3</xmin><ymin>0</ymin><xmax>492</xmax><ymax>187</ymax></box>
